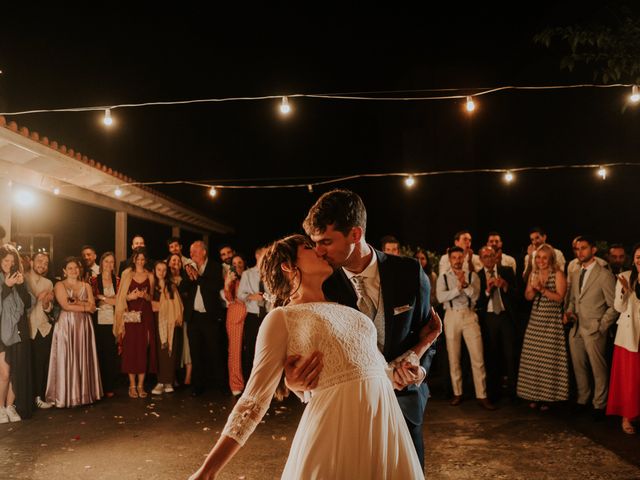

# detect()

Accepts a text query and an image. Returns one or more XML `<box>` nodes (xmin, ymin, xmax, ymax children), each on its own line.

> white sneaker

<box><xmin>0</xmin><ymin>407</ymin><xmax>8</xmax><ymax>424</ymax></box>
<box><xmin>6</xmin><ymin>405</ymin><xmax>21</xmax><ymax>422</ymax></box>
<box><xmin>151</xmin><ymin>383</ymin><xmax>164</xmax><ymax>395</ymax></box>
<box><xmin>35</xmin><ymin>396</ymin><xmax>53</xmax><ymax>409</ymax></box>
<box><xmin>163</xmin><ymin>384</ymin><xmax>174</xmax><ymax>393</ymax></box>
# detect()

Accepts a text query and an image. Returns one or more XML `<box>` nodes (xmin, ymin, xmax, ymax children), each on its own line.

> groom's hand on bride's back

<box><xmin>284</xmin><ymin>351</ymin><xmax>324</xmax><ymax>392</ymax></box>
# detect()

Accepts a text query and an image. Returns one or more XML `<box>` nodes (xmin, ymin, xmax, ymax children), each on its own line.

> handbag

<box><xmin>123</xmin><ymin>311</ymin><xmax>142</xmax><ymax>323</ymax></box>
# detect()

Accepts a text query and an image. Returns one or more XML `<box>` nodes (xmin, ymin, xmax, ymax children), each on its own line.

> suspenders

<box><xmin>443</xmin><ymin>272</ymin><xmax>472</xmax><ymax>308</ymax></box>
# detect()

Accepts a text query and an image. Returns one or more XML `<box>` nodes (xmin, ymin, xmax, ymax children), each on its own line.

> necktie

<box><xmin>488</xmin><ymin>269</ymin><xmax>504</xmax><ymax>315</ymax></box>
<box><xmin>352</xmin><ymin>275</ymin><xmax>384</xmax><ymax>350</ymax></box>
<box><xmin>579</xmin><ymin>268</ymin><xmax>587</xmax><ymax>292</ymax></box>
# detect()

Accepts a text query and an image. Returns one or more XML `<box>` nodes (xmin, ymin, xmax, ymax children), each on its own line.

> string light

<box><xmin>53</xmin><ymin>187</ymin><xmax>60</xmax><ymax>195</ymax></box>
<box><xmin>74</xmin><ymin>161</ymin><xmax>637</xmax><ymax>200</ymax></box>
<box><xmin>597</xmin><ymin>166</ymin><xmax>607</xmax><ymax>179</ymax></box>
<box><xmin>404</xmin><ymin>175</ymin><xmax>416</xmax><ymax>187</ymax></box>
<box><xmin>1</xmin><ymin>83</ymin><xmax>635</xmax><ymax>118</ymax></box>
<box><xmin>279</xmin><ymin>96</ymin><xmax>291</xmax><ymax>115</ymax></box>
<box><xmin>103</xmin><ymin>108</ymin><xmax>113</xmax><ymax>126</ymax></box>
<box><xmin>630</xmin><ymin>86</ymin><xmax>640</xmax><ymax>104</ymax></box>
<box><xmin>465</xmin><ymin>96</ymin><xmax>475</xmax><ymax>112</ymax></box>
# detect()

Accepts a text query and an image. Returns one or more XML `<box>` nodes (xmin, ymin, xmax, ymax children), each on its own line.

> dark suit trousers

<box><xmin>242</xmin><ymin>313</ymin><xmax>262</xmax><ymax>382</ymax></box>
<box><xmin>94</xmin><ymin>323</ymin><xmax>120</xmax><ymax>393</ymax></box>
<box><xmin>188</xmin><ymin>312</ymin><xmax>227</xmax><ymax>391</ymax></box>
<box><xmin>31</xmin><ymin>331</ymin><xmax>52</xmax><ymax>398</ymax></box>
<box><xmin>483</xmin><ymin>312</ymin><xmax>517</xmax><ymax>400</ymax></box>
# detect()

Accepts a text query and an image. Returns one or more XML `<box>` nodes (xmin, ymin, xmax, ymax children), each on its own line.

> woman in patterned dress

<box><xmin>517</xmin><ymin>244</ymin><xmax>569</xmax><ymax>411</ymax></box>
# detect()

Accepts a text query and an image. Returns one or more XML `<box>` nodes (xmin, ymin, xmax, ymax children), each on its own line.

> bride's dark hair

<box><xmin>260</xmin><ymin>234</ymin><xmax>312</xmax><ymax>307</ymax></box>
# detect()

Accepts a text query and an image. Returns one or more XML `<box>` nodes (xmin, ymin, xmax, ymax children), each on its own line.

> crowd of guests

<box><xmin>380</xmin><ymin>229</ymin><xmax>639</xmax><ymax>435</ymax></box>
<box><xmin>0</xmin><ymin>235</ymin><xmax>271</xmax><ymax>424</ymax></box>
<box><xmin>1</xmin><ymin>227</ymin><xmax>638</xmax><ymax>438</ymax></box>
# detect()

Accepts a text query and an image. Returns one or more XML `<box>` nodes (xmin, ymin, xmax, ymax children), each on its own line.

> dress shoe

<box><xmin>478</xmin><ymin>398</ymin><xmax>497</xmax><ymax>411</ymax></box>
<box><xmin>592</xmin><ymin>408</ymin><xmax>606</xmax><ymax>422</ymax></box>
<box><xmin>450</xmin><ymin>395</ymin><xmax>463</xmax><ymax>406</ymax></box>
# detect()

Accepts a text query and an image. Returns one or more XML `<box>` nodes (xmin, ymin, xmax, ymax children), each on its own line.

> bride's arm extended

<box><xmin>189</xmin><ymin>308</ymin><xmax>288</xmax><ymax>480</ymax></box>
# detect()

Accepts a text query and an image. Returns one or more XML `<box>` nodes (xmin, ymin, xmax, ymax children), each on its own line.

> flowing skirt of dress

<box><xmin>46</xmin><ymin>310</ymin><xmax>102</xmax><ymax>407</ymax></box>
<box><xmin>282</xmin><ymin>374</ymin><xmax>424</xmax><ymax>480</ymax></box>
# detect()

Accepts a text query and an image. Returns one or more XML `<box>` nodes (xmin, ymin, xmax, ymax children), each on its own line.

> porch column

<box><xmin>115</xmin><ymin>211</ymin><xmax>127</xmax><ymax>266</ymax></box>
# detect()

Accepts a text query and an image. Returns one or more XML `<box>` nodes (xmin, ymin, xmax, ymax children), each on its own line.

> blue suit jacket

<box><xmin>322</xmin><ymin>249</ymin><xmax>435</xmax><ymax>425</ymax></box>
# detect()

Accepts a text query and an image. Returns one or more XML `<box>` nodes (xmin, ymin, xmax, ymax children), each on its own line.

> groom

<box><xmin>286</xmin><ymin>189</ymin><xmax>441</xmax><ymax>468</ymax></box>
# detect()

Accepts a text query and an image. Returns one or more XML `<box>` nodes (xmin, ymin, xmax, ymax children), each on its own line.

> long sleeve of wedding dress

<box><xmin>222</xmin><ymin>308</ymin><xmax>288</xmax><ymax>446</ymax></box>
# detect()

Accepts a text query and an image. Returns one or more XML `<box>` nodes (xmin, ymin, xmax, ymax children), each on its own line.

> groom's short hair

<box><xmin>303</xmin><ymin>189</ymin><xmax>367</xmax><ymax>236</ymax></box>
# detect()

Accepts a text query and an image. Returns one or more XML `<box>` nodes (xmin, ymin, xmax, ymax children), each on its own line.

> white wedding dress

<box><xmin>222</xmin><ymin>302</ymin><xmax>424</xmax><ymax>479</ymax></box>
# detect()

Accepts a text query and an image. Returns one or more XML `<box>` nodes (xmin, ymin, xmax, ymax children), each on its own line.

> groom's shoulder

<box><xmin>378</xmin><ymin>249</ymin><xmax>421</xmax><ymax>274</ymax></box>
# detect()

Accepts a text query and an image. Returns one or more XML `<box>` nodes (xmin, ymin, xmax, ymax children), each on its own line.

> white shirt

<box><xmin>342</xmin><ymin>252</ymin><xmax>381</xmax><ymax>309</ymax></box>
<box><xmin>237</xmin><ymin>266</ymin><xmax>265</xmax><ymax>315</ymax></box>
<box><xmin>193</xmin><ymin>258</ymin><xmax>208</xmax><ymax>313</ymax></box>
<box><xmin>500</xmin><ymin>253</ymin><xmax>517</xmax><ymax>274</ymax></box>
<box><xmin>89</xmin><ymin>263</ymin><xmax>100</xmax><ymax>277</ymax></box>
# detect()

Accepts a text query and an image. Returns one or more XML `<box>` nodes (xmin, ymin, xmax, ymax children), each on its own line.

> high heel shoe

<box><xmin>128</xmin><ymin>386</ymin><xmax>138</xmax><ymax>399</ymax></box>
<box><xmin>622</xmin><ymin>418</ymin><xmax>636</xmax><ymax>435</ymax></box>
<box><xmin>137</xmin><ymin>386</ymin><xmax>148</xmax><ymax>398</ymax></box>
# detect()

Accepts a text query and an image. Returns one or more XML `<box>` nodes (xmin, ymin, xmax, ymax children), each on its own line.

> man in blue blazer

<box><xmin>287</xmin><ymin>189</ymin><xmax>441</xmax><ymax>468</ymax></box>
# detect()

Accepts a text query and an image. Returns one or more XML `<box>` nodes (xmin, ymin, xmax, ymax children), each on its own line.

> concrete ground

<box><xmin>1</xmin><ymin>386</ymin><xmax>639</xmax><ymax>480</ymax></box>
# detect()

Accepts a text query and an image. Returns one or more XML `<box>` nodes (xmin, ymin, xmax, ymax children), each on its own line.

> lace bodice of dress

<box><xmin>222</xmin><ymin>302</ymin><xmax>388</xmax><ymax>446</ymax></box>
<box><xmin>283</xmin><ymin>302</ymin><xmax>387</xmax><ymax>388</ymax></box>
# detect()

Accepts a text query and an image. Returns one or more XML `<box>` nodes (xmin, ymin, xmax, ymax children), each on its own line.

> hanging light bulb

<box><xmin>53</xmin><ymin>187</ymin><xmax>60</xmax><ymax>195</ymax></box>
<box><xmin>503</xmin><ymin>171</ymin><xmax>514</xmax><ymax>183</ymax></box>
<box><xmin>597</xmin><ymin>166</ymin><xmax>607</xmax><ymax>179</ymax></box>
<box><xmin>465</xmin><ymin>96</ymin><xmax>476</xmax><ymax>112</ymax></box>
<box><xmin>404</xmin><ymin>175</ymin><xmax>416</xmax><ymax>188</ymax></box>
<box><xmin>114</xmin><ymin>187</ymin><xmax>123</xmax><ymax>197</ymax></box>
<box><xmin>103</xmin><ymin>108</ymin><xmax>114</xmax><ymax>126</ymax></box>
<box><xmin>630</xmin><ymin>85</ymin><xmax>640</xmax><ymax>103</ymax></box>
<box><xmin>307</xmin><ymin>184</ymin><xmax>313</xmax><ymax>193</ymax></box>
<box><xmin>279</xmin><ymin>96</ymin><xmax>291</xmax><ymax>115</ymax></box>
<box><xmin>209</xmin><ymin>186</ymin><xmax>217</xmax><ymax>197</ymax></box>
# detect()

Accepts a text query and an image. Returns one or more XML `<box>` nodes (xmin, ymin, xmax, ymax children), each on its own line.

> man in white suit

<box><xmin>565</xmin><ymin>236</ymin><xmax>618</xmax><ymax>419</ymax></box>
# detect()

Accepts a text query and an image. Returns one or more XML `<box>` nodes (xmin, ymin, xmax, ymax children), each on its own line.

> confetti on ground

<box><xmin>202</xmin><ymin>427</ymin><xmax>210</xmax><ymax>431</ymax></box>
<box><xmin>150</xmin><ymin>412</ymin><xmax>160</xmax><ymax>417</ymax></box>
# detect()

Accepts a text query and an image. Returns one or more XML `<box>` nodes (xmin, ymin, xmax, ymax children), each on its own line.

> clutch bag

<box><xmin>123</xmin><ymin>311</ymin><xmax>142</xmax><ymax>323</ymax></box>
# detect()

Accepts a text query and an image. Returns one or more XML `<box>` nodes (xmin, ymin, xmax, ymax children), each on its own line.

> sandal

<box><xmin>137</xmin><ymin>386</ymin><xmax>148</xmax><ymax>398</ymax></box>
<box><xmin>622</xmin><ymin>419</ymin><xmax>636</xmax><ymax>435</ymax></box>
<box><xmin>128</xmin><ymin>386</ymin><xmax>138</xmax><ymax>399</ymax></box>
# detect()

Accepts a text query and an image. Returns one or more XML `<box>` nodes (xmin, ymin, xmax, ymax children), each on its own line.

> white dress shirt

<box><xmin>193</xmin><ymin>258</ymin><xmax>208</xmax><ymax>313</ymax></box>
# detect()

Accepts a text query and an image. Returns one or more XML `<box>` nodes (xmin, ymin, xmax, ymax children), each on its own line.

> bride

<box><xmin>189</xmin><ymin>234</ymin><xmax>425</xmax><ymax>479</ymax></box>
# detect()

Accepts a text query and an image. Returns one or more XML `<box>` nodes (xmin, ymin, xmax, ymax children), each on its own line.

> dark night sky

<box><xmin>1</xmin><ymin>3</ymin><xmax>638</xmax><ymax>267</ymax></box>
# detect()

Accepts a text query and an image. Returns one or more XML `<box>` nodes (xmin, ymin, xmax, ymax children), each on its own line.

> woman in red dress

<box><xmin>114</xmin><ymin>249</ymin><xmax>157</xmax><ymax>399</ymax></box>
<box><xmin>607</xmin><ymin>243</ymin><xmax>640</xmax><ymax>434</ymax></box>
